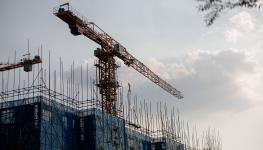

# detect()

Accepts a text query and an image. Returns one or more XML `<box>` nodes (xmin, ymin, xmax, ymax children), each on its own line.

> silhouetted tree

<box><xmin>196</xmin><ymin>0</ymin><xmax>261</xmax><ymax>26</ymax></box>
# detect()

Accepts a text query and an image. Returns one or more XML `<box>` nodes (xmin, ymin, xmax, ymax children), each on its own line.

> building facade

<box><xmin>0</xmin><ymin>96</ymin><xmax>183</xmax><ymax>150</ymax></box>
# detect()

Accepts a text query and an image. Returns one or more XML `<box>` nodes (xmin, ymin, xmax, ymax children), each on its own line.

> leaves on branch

<box><xmin>196</xmin><ymin>0</ymin><xmax>261</xmax><ymax>26</ymax></box>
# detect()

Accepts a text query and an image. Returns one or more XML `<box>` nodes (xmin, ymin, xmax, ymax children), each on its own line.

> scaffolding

<box><xmin>0</xmin><ymin>52</ymin><xmax>221</xmax><ymax>150</ymax></box>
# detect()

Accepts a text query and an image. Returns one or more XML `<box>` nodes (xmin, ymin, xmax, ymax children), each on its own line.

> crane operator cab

<box><xmin>58</xmin><ymin>3</ymin><xmax>69</xmax><ymax>13</ymax></box>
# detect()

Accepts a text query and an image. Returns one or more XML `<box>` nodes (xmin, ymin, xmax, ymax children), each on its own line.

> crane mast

<box><xmin>54</xmin><ymin>3</ymin><xmax>183</xmax><ymax>115</ymax></box>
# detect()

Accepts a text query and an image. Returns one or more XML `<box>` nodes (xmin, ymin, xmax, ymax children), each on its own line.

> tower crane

<box><xmin>54</xmin><ymin>3</ymin><xmax>183</xmax><ymax>115</ymax></box>
<box><xmin>0</xmin><ymin>55</ymin><xmax>41</xmax><ymax>72</ymax></box>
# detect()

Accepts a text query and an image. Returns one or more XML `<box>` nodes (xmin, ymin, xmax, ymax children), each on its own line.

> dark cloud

<box><xmin>124</xmin><ymin>49</ymin><xmax>259</xmax><ymax>115</ymax></box>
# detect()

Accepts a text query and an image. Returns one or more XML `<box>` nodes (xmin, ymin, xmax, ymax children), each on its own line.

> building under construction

<box><xmin>0</xmin><ymin>3</ymin><xmax>222</xmax><ymax>150</ymax></box>
<box><xmin>0</xmin><ymin>56</ymin><xmax>221</xmax><ymax>150</ymax></box>
<box><xmin>0</xmin><ymin>88</ymin><xmax>180</xmax><ymax>150</ymax></box>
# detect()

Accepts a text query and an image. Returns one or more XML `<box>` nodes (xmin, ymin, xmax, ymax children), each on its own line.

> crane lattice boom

<box><xmin>114</xmin><ymin>44</ymin><xmax>183</xmax><ymax>98</ymax></box>
<box><xmin>54</xmin><ymin>3</ymin><xmax>183</xmax><ymax>114</ymax></box>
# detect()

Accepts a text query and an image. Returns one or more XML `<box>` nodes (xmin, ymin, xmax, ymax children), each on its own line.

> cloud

<box><xmin>63</xmin><ymin>48</ymin><xmax>262</xmax><ymax>116</ymax></box>
<box><xmin>125</xmin><ymin>49</ymin><xmax>262</xmax><ymax>115</ymax></box>
<box><xmin>225</xmin><ymin>29</ymin><xmax>242</xmax><ymax>43</ymax></box>
<box><xmin>230</xmin><ymin>11</ymin><xmax>256</xmax><ymax>32</ymax></box>
<box><xmin>181</xmin><ymin>49</ymin><xmax>261</xmax><ymax>110</ymax></box>
<box><xmin>184</xmin><ymin>49</ymin><xmax>262</xmax><ymax>112</ymax></box>
<box><xmin>224</xmin><ymin>11</ymin><xmax>263</xmax><ymax>43</ymax></box>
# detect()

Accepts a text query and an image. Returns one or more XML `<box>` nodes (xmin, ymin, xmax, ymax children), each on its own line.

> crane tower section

<box><xmin>53</xmin><ymin>3</ymin><xmax>183</xmax><ymax>115</ymax></box>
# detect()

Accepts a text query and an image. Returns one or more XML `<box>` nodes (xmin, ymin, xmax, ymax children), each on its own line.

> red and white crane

<box><xmin>54</xmin><ymin>3</ymin><xmax>183</xmax><ymax>115</ymax></box>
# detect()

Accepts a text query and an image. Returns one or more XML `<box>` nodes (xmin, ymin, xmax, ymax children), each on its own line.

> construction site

<box><xmin>0</xmin><ymin>3</ymin><xmax>222</xmax><ymax>150</ymax></box>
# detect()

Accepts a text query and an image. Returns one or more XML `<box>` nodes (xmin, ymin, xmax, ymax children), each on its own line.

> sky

<box><xmin>0</xmin><ymin>0</ymin><xmax>263</xmax><ymax>149</ymax></box>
